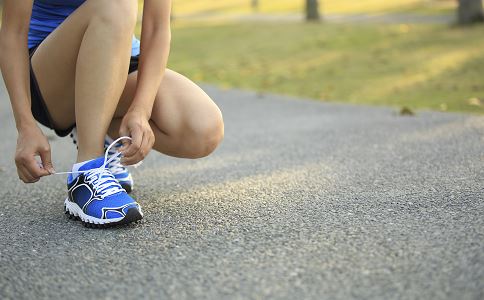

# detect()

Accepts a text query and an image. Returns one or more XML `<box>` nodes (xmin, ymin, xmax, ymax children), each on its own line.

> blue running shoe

<box><xmin>69</xmin><ymin>128</ymin><xmax>134</xmax><ymax>193</ymax></box>
<box><xmin>64</xmin><ymin>156</ymin><xmax>143</xmax><ymax>228</ymax></box>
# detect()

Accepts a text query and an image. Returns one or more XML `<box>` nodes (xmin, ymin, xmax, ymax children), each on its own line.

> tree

<box><xmin>457</xmin><ymin>0</ymin><xmax>484</xmax><ymax>24</ymax></box>
<box><xmin>306</xmin><ymin>0</ymin><xmax>320</xmax><ymax>21</ymax></box>
<box><xmin>251</xmin><ymin>0</ymin><xmax>259</xmax><ymax>11</ymax></box>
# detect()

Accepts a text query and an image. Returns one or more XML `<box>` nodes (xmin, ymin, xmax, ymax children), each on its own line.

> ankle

<box><xmin>77</xmin><ymin>151</ymin><xmax>103</xmax><ymax>163</ymax></box>
<box><xmin>107</xmin><ymin>122</ymin><xmax>121</xmax><ymax>140</ymax></box>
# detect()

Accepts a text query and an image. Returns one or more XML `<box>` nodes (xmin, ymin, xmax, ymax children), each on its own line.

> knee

<box><xmin>186</xmin><ymin>109</ymin><xmax>224</xmax><ymax>158</ymax></box>
<box><xmin>92</xmin><ymin>0</ymin><xmax>138</xmax><ymax>33</ymax></box>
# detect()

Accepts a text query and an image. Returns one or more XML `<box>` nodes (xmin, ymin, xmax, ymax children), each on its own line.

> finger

<box><xmin>39</xmin><ymin>145</ymin><xmax>55</xmax><ymax>174</ymax></box>
<box><xmin>118</xmin><ymin>143</ymin><xmax>128</xmax><ymax>152</ymax></box>
<box><xmin>122</xmin><ymin>149</ymin><xmax>144</xmax><ymax>166</ymax></box>
<box><xmin>139</xmin><ymin>131</ymin><xmax>152</xmax><ymax>159</ymax></box>
<box><xmin>17</xmin><ymin>167</ymin><xmax>31</xmax><ymax>183</ymax></box>
<box><xmin>18</xmin><ymin>165</ymin><xmax>38</xmax><ymax>183</ymax></box>
<box><xmin>16</xmin><ymin>155</ymin><xmax>42</xmax><ymax>181</ymax></box>
<box><xmin>121</xmin><ymin>155</ymin><xmax>141</xmax><ymax>166</ymax></box>
<box><xmin>122</xmin><ymin>130</ymin><xmax>151</xmax><ymax>165</ymax></box>
<box><xmin>121</xmin><ymin>147</ymin><xmax>143</xmax><ymax>166</ymax></box>
<box><xmin>118</xmin><ymin>141</ymin><xmax>130</xmax><ymax>153</ymax></box>
<box><xmin>122</xmin><ymin>127</ymin><xmax>142</xmax><ymax>158</ymax></box>
<box><xmin>25</xmin><ymin>157</ymin><xmax>50</xmax><ymax>178</ymax></box>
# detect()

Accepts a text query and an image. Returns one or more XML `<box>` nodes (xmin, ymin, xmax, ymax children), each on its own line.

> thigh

<box><xmin>30</xmin><ymin>0</ymin><xmax>125</xmax><ymax>129</ymax></box>
<box><xmin>116</xmin><ymin>69</ymin><xmax>223</xmax><ymax>139</ymax></box>
<box><xmin>30</xmin><ymin>2</ymin><xmax>95</xmax><ymax>128</ymax></box>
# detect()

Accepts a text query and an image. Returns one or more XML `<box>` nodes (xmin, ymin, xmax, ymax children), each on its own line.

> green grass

<box><xmin>172</xmin><ymin>0</ymin><xmax>456</xmax><ymax>15</ymax></box>
<box><xmin>167</xmin><ymin>22</ymin><xmax>484</xmax><ymax>114</ymax></box>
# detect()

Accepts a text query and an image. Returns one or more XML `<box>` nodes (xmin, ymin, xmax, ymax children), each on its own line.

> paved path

<box><xmin>0</xmin><ymin>84</ymin><xmax>483</xmax><ymax>299</ymax></box>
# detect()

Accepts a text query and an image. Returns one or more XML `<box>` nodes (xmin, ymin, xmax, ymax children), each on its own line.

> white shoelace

<box><xmin>70</xmin><ymin>128</ymin><xmax>129</xmax><ymax>176</ymax></box>
<box><xmin>105</xmin><ymin>142</ymin><xmax>128</xmax><ymax>175</ymax></box>
<box><xmin>55</xmin><ymin>136</ymin><xmax>141</xmax><ymax>197</ymax></box>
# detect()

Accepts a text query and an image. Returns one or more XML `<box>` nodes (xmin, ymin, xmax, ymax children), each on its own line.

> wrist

<box><xmin>16</xmin><ymin>116</ymin><xmax>38</xmax><ymax>133</ymax></box>
<box><xmin>127</xmin><ymin>104</ymin><xmax>151</xmax><ymax>120</ymax></box>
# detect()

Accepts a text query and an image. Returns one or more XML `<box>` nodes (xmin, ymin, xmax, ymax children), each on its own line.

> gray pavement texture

<box><xmin>0</xmin><ymin>84</ymin><xmax>483</xmax><ymax>300</ymax></box>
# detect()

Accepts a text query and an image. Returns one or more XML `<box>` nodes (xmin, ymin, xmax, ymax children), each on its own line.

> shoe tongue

<box><xmin>78</xmin><ymin>156</ymin><xmax>105</xmax><ymax>171</ymax></box>
<box><xmin>104</xmin><ymin>135</ymin><xmax>115</xmax><ymax>146</ymax></box>
<box><xmin>105</xmin><ymin>138</ymin><xmax>123</xmax><ymax>156</ymax></box>
<box><xmin>105</xmin><ymin>134</ymin><xmax>115</xmax><ymax>143</ymax></box>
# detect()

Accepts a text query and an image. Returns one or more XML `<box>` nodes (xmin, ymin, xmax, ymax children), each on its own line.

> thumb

<box><xmin>39</xmin><ymin>146</ymin><xmax>55</xmax><ymax>174</ymax></box>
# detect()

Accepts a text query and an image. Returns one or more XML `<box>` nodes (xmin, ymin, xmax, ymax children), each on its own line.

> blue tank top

<box><xmin>28</xmin><ymin>0</ymin><xmax>140</xmax><ymax>56</ymax></box>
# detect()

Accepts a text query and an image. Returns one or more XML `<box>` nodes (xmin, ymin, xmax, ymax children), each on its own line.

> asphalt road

<box><xmin>0</xmin><ymin>83</ymin><xmax>483</xmax><ymax>299</ymax></box>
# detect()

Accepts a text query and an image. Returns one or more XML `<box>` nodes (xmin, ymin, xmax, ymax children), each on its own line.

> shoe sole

<box><xmin>64</xmin><ymin>199</ymin><xmax>143</xmax><ymax>228</ymax></box>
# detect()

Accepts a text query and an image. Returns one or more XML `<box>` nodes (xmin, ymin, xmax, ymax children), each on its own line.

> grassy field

<box><xmin>172</xmin><ymin>0</ymin><xmax>456</xmax><ymax>15</ymax></box>
<box><xmin>167</xmin><ymin>22</ymin><xmax>484</xmax><ymax>114</ymax></box>
<box><xmin>1</xmin><ymin>1</ymin><xmax>480</xmax><ymax>113</ymax></box>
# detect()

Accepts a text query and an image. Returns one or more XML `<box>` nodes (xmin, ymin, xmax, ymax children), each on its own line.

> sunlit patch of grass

<box><xmin>357</xmin><ymin>45</ymin><xmax>484</xmax><ymax>100</ymax></box>
<box><xmin>323</xmin><ymin>0</ymin><xmax>456</xmax><ymax>14</ymax></box>
<box><xmin>167</xmin><ymin>22</ymin><xmax>484</xmax><ymax>114</ymax></box>
<box><xmin>172</xmin><ymin>0</ymin><xmax>456</xmax><ymax>15</ymax></box>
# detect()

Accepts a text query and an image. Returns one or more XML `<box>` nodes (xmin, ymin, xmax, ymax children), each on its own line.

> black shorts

<box><xmin>28</xmin><ymin>46</ymin><xmax>140</xmax><ymax>137</ymax></box>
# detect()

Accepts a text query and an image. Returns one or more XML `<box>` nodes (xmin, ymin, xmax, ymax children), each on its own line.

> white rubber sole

<box><xmin>64</xmin><ymin>198</ymin><xmax>142</xmax><ymax>226</ymax></box>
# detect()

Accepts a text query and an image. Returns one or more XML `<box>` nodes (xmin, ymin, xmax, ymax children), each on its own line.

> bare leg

<box><xmin>31</xmin><ymin>0</ymin><xmax>138</xmax><ymax>162</ymax></box>
<box><xmin>109</xmin><ymin>69</ymin><xmax>224</xmax><ymax>159</ymax></box>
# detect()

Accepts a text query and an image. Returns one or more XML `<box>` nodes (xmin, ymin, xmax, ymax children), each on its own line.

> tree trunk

<box><xmin>251</xmin><ymin>0</ymin><xmax>259</xmax><ymax>11</ymax></box>
<box><xmin>458</xmin><ymin>0</ymin><xmax>484</xmax><ymax>24</ymax></box>
<box><xmin>306</xmin><ymin>0</ymin><xmax>321</xmax><ymax>21</ymax></box>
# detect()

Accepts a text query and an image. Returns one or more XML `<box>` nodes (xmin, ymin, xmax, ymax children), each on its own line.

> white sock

<box><xmin>105</xmin><ymin>134</ymin><xmax>115</xmax><ymax>144</ymax></box>
<box><xmin>72</xmin><ymin>157</ymin><xmax>97</xmax><ymax>177</ymax></box>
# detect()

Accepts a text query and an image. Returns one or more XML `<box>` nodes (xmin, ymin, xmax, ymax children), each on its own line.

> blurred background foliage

<box><xmin>1</xmin><ymin>0</ymin><xmax>481</xmax><ymax>113</ymax></box>
<box><xmin>171</xmin><ymin>0</ymin><xmax>457</xmax><ymax>15</ymax></box>
<box><xmin>155</xmin><ymin>0</ymin><xmax>484</xmax><ymax>114</ymax></box>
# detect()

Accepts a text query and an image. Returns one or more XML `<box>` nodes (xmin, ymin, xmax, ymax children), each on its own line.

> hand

<box><xmin>15</xmin><ymin>125</ymin><xmax>55</xmax><ymax>183</ymax></box>
<box><xmin>118</xmin><ymin>109</ymin><xmax>155</xmax><ymax>166</ymax></box>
